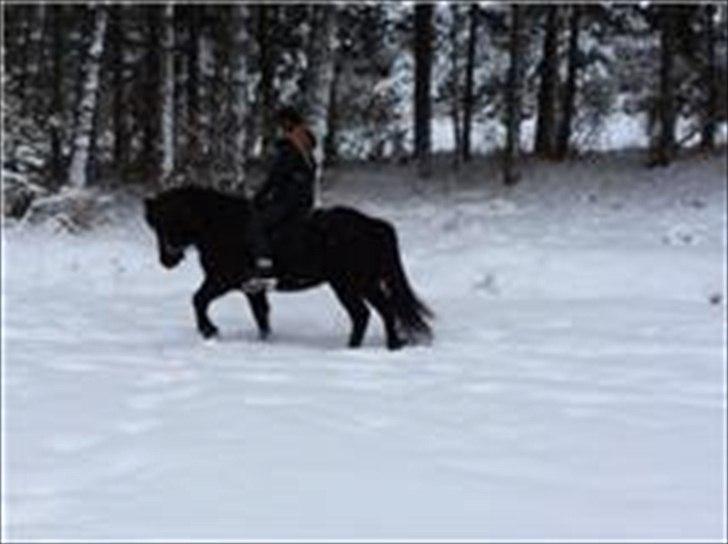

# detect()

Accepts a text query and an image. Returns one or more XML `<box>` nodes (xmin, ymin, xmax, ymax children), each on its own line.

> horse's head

<box><xmin>144</xmin><ymin>193</ymin><xmax>200</xmax><ymax>269</ymax></box>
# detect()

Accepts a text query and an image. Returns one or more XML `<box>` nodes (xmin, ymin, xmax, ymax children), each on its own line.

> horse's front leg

<box><xmin>243</xmin><ymin>291</ymin><xmax>271</xmax><ymax>340</ymax></box>
<box><xmin>192</xmin><ymin>277</ymin><xmax>230</xmax><ymax>339</ymax></box>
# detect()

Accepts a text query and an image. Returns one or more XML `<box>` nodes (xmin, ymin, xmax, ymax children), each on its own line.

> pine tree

<box><xmin>110</xmin><ymin>6</ymin><xmax>129</xmax><ymax>176</ymax></box>
<box><xmin>301</xmin><ymin>5</ymin><xmax>337</xmax><ymax>201</ymax></box>
<box><xmin>140</xmin><ymin>7</ymin><xmax>162</xmax><ymax>178</ymax></box>
<box><xmin>448</xmin><ymin>4</ymin><xmax>463</xmax><ymax>166</ymax></box>
<box><xmin>230</xmin><ymin>5</ymin><xmax>251</xmax><ymax>188</ymax></box>
<box><xmin>161</xmin><ymin>3</ymin><xmax>175</xmax><ymax>181</ymax></box>
<box><xmin>502</xmin><ymin>4</ymin><xmax>522</xmax><ymax>186</ymax></box>
<box><xmin>256</xmin><ymin>5</ymin><xmax>276</xmax><ymax>157</ymax></box>
<box><xmin>50</xmin><ymin>5</ymin><xmax>66</xmax><ymax>186</ymax></box>
<box><xmin>534</xmin><ymin>6</ymin><xmax>559</xmax><ymax>158</ymax></box>
<box><xmin>651</xmin><ymin>6</ymin><xmax>678</xmax><ymax>166</ymax></box>
<box><xmin>462</xmin><ymin>4</ymin><xmax>479</xmax><ymax>163</ymax></box>
<box><xmin>184</xmin><ymin>6</ymin><xmax>201</xmax><ymax>155</ymax></box>
<box><xmin>555</xmin><ymin>5</ymin><xmax>580</xmax><ymax>161</ymax></box>
<box><xmin>414</xmin><ymin>3</ymin><xmax>433</xmax><ymax>178</ymax></box>
<box><xmin>700</xmin><ymin>4</ymin><xmax>717</xmax><ymax>150</ymax></box>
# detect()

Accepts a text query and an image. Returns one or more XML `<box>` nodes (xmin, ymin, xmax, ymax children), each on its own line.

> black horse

<box><xmin>143</xmin><ymin>186</ymin><xmax>432</xmax><ymax>350</ymax></box>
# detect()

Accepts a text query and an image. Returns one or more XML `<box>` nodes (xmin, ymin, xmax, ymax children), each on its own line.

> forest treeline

<box><xmin>3</xmin><ymin>3</ymin><xmax>727</xmax><ymax>201</ymax></box>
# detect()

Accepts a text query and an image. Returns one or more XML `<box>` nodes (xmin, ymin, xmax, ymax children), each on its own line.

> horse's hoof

<box><xmin>259</xmin><ymin>329</ymin><xmax>271</xmax><ymax>341</ymax></box>
<box><xmin>387</xmin><ymin>338</ymin><xmax>406</xmax><ymax>351</ymax></box>
<box><xmin>200</xmin><ymin>326</ymin><xmax>219</xmax><ymax>339</ymax></box>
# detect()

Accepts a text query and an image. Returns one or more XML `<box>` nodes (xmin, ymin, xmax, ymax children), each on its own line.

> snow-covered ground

<box><xmin>2</xmin><ymin>152</ymin><xmax>726</xmax><ymax>540</ymax></box>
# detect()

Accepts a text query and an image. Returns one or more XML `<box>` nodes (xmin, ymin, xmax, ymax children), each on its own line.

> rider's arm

<box><xmin>253</xmin><ymin>144</ymin><xmax>291</xmax><ymax>206</ymax></box>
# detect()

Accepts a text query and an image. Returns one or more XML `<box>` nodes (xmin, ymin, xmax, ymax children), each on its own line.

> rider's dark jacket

<box><xmin>253</xmin><ymin>137</ymin><xmax>316</xmax><ymax>228</ymax></box>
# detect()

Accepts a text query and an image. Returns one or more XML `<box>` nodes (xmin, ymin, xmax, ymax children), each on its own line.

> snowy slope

<box><xmin>2</xmin><ymin>153</ymin><xmax>726</xmax><ymax>540</ymax></box>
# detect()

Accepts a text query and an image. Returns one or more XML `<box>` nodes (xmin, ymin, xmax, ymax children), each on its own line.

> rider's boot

<box><xmin>243</xmin><ymin>257</ymin><xmax>277</xmax><ymax>292</ymax></box>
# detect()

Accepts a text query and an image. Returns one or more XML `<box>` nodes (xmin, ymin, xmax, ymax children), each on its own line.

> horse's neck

<box><xmin>190</xmin><ymin>195</ymin><xmax>250</xmax><ymax>251</ymax></box>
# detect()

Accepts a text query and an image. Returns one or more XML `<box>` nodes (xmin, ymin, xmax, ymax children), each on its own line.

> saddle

<box><xmin>246</xmin><ymin>210</ymin><xmax>326</xmax><ymax>292</ymax></box>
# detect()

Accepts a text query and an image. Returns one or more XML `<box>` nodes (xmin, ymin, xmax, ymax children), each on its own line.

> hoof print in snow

<box><xmin>474</xmin><ymin>273</ymin><xmax>500</xmax><ymax>295</ymax></box>
<box><xmin>441</xmin><ymin>216</ymin><xmax>462</xmax><ymax>232</ymax></box>
<box><xmin>682</xmin><ymin>197</ymin><xmax>706</xmax><ymax>209</ymax></box>
<box><xmin>662</xmin><ymin>225</ymin><xmax>699</xmax><ymax>246</ymax></box>
<box><xmin>26</xmin><ymin>189</ymin><xmax>115</xmax><ymax>232</ymax></box>
<box><xmin>708</xmin><ymin>293</ymin><xmax>722</xmax><ymax>306</ymax></box>
<box><xmin>485</xmin><ymin>198</ymin><xmax>518</xmax><ymax>216</ymax></box>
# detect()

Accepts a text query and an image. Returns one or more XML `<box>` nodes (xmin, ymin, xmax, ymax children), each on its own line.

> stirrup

<box><xmin>256</xmin><ymin>257</ymin><xmax>274</xmax><ymax>271</ymax></box>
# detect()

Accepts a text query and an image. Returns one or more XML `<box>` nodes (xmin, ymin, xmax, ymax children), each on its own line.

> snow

<box><xmin>2</xmin><ymin>153</ymin><xmax>726</xmax><ymax>540</ymax></box>
<box><xmin>429</xmin><ymin>112</ymin><xmax>728</xmax><ymax>156</ymax></box>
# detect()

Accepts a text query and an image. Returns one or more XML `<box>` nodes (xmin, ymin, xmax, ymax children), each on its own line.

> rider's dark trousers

<box><xmin>246</xmin><ymin>204</ymin><xmax>290</xmax><ymax>263</ymax></box>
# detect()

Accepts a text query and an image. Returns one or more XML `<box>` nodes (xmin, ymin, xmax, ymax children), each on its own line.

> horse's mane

<box><xmin>157</xmin><ymin>185</ymin><xmax>250</xmax><ymax>215</ymax></box>
<box><xmin>158</xmin><ymin>185</ymin><xmax>249</xmax><ymax>206</ymax></box>
<box><xmin>147</xmin><ymin>185</ymin><xmax>252</xmax><ymax>234</ymax></box>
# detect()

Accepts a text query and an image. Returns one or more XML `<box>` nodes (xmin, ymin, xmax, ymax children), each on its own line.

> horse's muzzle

<box><xmin>160</xmin><ymin>247</ymin><xmax>185</xmax><ymax>269</ymax></box>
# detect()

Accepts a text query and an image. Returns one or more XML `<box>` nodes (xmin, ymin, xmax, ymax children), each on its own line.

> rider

<box><xmin>246</xmin><ymin>106</ymin><xmax>317</xmax><ymax>284</ymax></box>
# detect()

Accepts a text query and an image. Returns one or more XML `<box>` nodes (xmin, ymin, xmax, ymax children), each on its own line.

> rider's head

<box><xmin>276</xmin><ymin>106</ymin><xmax>316</xmax><ymax>150</ymax></box>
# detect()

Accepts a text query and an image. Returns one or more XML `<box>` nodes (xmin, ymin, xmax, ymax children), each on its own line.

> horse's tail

<box><xmin>380</xmin><ymin>223</ymin><xmax>434</xmax><ymax>343</ymax></box>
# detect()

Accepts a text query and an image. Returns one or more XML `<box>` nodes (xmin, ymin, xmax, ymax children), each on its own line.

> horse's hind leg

<box><xmin>330</xmin><ymin>280</ymin><xmax>370</xmax><ymax>348</ymax></box>
<box><xmin>192</xmin><ymin>278</ymin><xmax>229</xmax><ymax>339</ymax></box>
<box><xmin>244</xmin><ymin>291</ymin><xmax>271</xmax><ymax>340</ymax></box>
<box><xmin>365</xmin><ymin>286</ymin><xmax>405</xmax><ymax>351</ymax></box>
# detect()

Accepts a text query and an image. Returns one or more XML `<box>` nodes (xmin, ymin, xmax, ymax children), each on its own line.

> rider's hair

<box><xmin>276</xmin><ymin>106</ymin><xmax>316</xmax><ymax>149</ymax></box>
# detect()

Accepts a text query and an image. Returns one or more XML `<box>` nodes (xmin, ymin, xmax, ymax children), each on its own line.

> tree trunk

<box><xmin>110</xmin><ymin>6</ymin><xmax>129</xmax><ymax>174</ymax></box>
<box><xmin>652</xmin><ymin>6</ymin><xmax>678</xmax><ymax>166</ymax></box>
<box><xmin>462</xmin><ymin>4</ymin><xmax>478</xmax><ymax>162</ymax></box>
<box><xmin>414</xmin><ymin>3</ymin><xmax>433</xmax><ymax>178</ymax></box>
<box><xmin>29</xmin><ymin>5</ymin><xmax>48</xmax><ymax>109</ymax></box>
<box><xmin>231</xmin><ymin>5</ymin><xmax>251</xmax><ymax>189</ymax></box>
<box><xmin>199</xmin><ymin>23</ymin><xmax>216</xmax><ymax>157</ymax></box>
<box><xmin>700</xmin><ymin>4</ymin><xmax>717</xmax><ymax>150</ymax></box>
<box><xmin>555</xmin><ymin>5</ymin><xmax>580</xmax><ymax>161</ymax></box>
<box><xmin>534</xmin><ymin>6</ymin><xmax>559</xmax><ymax>158</ymax></box>
<box><xmin>449</xmin><ymin>5</ymin><xmax>462</xmax><ymax>167</ymax></box>
<box><xmin>301</xmin><ymin>5</ymin><xmax>337</xmax><ymax>202</ymax></box>
<box><xmin>502</xmin><ymin>4</ymin><xmax>522</xmax><ymax>186</ymax></box>
<box><xmin>67</xmin><ymin>5</ymin><xmax>108</xmax><ymax>189</ymax></box>
<box><xmin>324</xmin><ymin>56</ymin><xmax>342</xmax><ymax>165</ymax></box>
<box><xmin>161</xmin><ymin>3</ymin><xmax>176</xmax><ymax>181</ymax></box>
<box><xmin>50</xmin><ymin>5</ymin><xmax>65</xmax><ymax>187</ymax></box>
<box><xmin>17</xmin><ymin>8</ymin><xmax>32</xmax><ymax>112</ymax></box>
<box><xmin>141</xmin><ymin>7</ymin><xmax>162</xmax><ymax>178</ymax></box>
<box><xmin>257</xmin><ymin>5</ymin><xmax>276</xmax><ymax>157</ymax></box>
<box><xmin>185</xmin><ymin>6</ymin><xmax>201</xmax><ymax>154</ymax></box>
